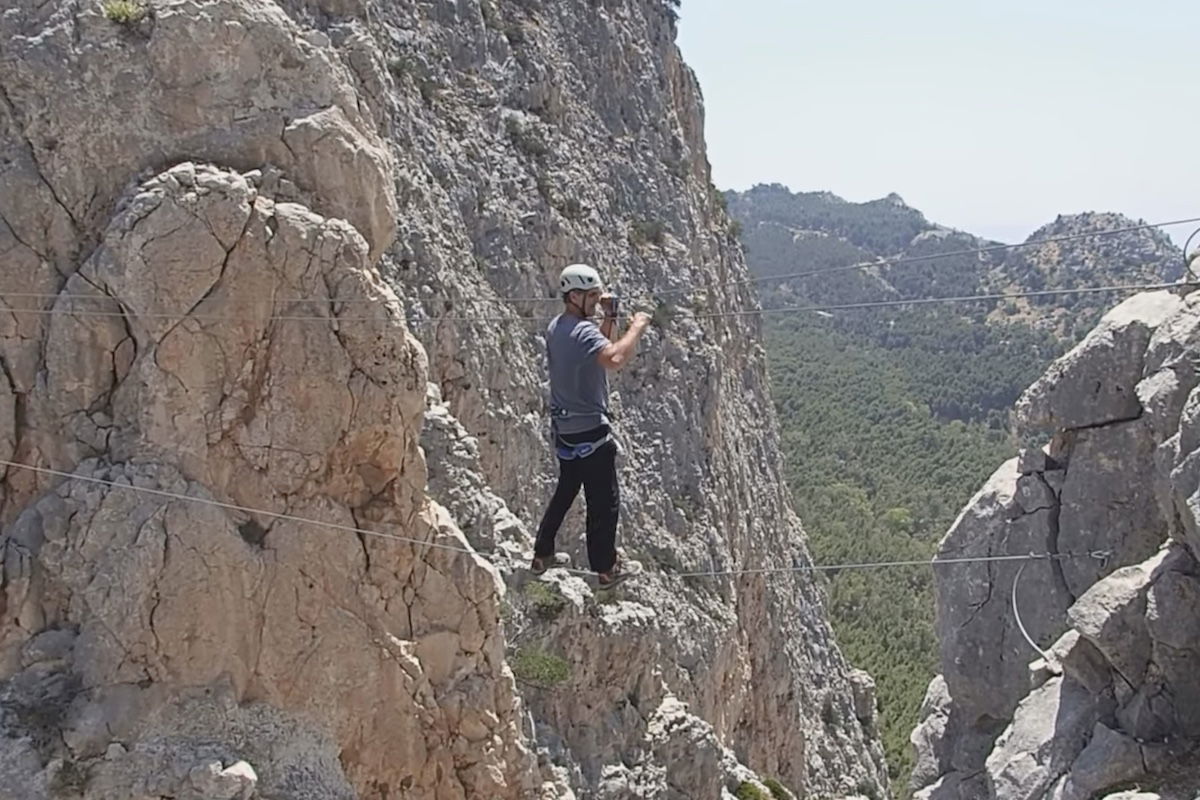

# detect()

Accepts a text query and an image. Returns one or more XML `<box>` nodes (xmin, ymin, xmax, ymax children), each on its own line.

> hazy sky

<box><xmin>676</xmin><ymin>1</ymin><xmax>1199</xmax><ymax>246</ymax></box>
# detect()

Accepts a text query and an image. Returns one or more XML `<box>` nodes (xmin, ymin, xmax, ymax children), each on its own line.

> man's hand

<box><xmin>597</xmin><ymin>311</ymin><xmax>652</xmax><ymax>370</ymax></box>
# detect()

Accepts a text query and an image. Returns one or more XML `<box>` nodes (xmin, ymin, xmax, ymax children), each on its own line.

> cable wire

<box><xmin>483</xmin><ymin>214</ymin><xmax>1200</xmax><ymax>302</ymax></box>
<box><xmin>1012</xmin><ymin>559</ymin><xmax>1053</xmax><ymax>662</ymax></box>
<box><xmin>6</xmin><ymin>216</ymin><xmax>1198</xmax><ymax>306</ymax></box>
<box><xmin>709</xmin><ymin>215</ymin><xmax>1200</xmax><ymax>295</ymax></box>
<box><xmin>0</xmin><ymin>458</ymin><xmax>1109</xmax><ymax>580</ymax></box>
<box><xmin>2</xmin><ymin>281</ymin><xmax>1193</xmax><ymax>326</ymax></box>
<box><xmin>0</xmin><ymin>458</ymin><xmax>486</xmax><ymax>558</ymax></box>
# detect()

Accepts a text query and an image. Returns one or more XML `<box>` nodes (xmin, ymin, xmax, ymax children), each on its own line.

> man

<box><xmin>531</xmin><ymin>263</ymin><xmax>652</xmax><ymax>587</ymax></box>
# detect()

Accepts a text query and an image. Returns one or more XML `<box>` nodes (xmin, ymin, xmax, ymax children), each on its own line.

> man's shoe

<box><xmin>597</xmin><ymin>555</ymin><xmax>644</xmax><ymax>588</ymax></box>
<box><xmin>530</xmin><ymin>552</ymin><xmax>571</xmax><ymax>575</ymax></box>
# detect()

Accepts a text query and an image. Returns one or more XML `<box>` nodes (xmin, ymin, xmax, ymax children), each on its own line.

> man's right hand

<box><xmin>599</xmin><ymin>311</ymin><xmax>653</xmax><ymax>370</ymax></box>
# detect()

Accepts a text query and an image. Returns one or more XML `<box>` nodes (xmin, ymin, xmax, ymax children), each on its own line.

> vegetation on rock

<box><xmin>729</xmin><ymin>183</ymin><xmax>1182</xmax><ymax>787</ymax></box>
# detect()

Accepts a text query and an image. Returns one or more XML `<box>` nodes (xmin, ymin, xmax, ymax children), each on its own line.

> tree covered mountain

<box><xmin>728</xmin><ymin>183</ymin><xmax>1185</xmax><ymax>787</ymax></box>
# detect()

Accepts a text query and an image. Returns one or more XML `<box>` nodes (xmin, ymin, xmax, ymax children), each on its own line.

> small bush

<box><xmin>650</xmin><ymin>300</ymin><xmax>673</xmax><ymax>328</ymax></box>
<box><xmin>595</xmin><ymin>589</ymin><xmax>622</xmax><ymax>605</ymax></box>
<box><xmin>388</xmin><ymin>57</ymin><xmax>439</xmax><ymax>105</ymax></box>
<box><xmin>734</xmin><ymin>783</ymin><xmax>768</xmax><ymax>800</ymax></box>
<box><xmin>558</xmin><ymin>197</ymin><xmax>585</xmax><ymax>220</ymax></box>
<box><xmin>727</xmin><ymin>219</ymin><xmax>743</xmax><ymax>239</ymax></box>
<box><xmin>630</xmin><ymin>219</ymin><xmax>666</xmax><ymax>247</ymax></box>
<box><xmin>506</xmin><ymin>117</ymin><xmax>549</xmax><ymax>159</ymax></box>
<box><xmin>711</xmin><ymin>184</ymin><xmax>729</xmax><ymax>212</ymax></box>
<box><xmin>102</xmin><ymin>0</ymin><xmax>147</xmax><ymax>24</ymax></box>
<box><xmin>418</xmin><ymin>79</ymin><xmax>439</xmax><ymax>105</ymax></box>
<box><xmin>856</xmin><ymin>778</ymin><xmax>882</xmax><ymax>800</ymax></box>
<box><xmin>662</xmin><ymin>155</ymin><xmax>687</xmax><ymax>179</ymax></box>
<box><xmin>523</xmin><ymin>581</ymin><xmax>567</xmax><ymax>620</ymax></box>
<box><xmin>511</xmin><ymin>647</ymin><xmax>570</xmax><ymax>687</ymax></box>
<box><xmin>388</xmin><ymin>57</ymin><xmax>413</xmax><ymax>79</ymax></box>
<box><xmin>762</xmin><ymin>778</ymin><xmax>793</xmax><ymax>800</ymax></box>
<box><xmin>503</xmin><ymin>20</ymin><xmax>527</xmax><ymax>45</ymax></box>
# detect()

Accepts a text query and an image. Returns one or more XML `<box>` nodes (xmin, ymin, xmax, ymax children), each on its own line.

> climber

<box><xmin>530</xmin><ymin>263</ymin><xmax>651</xmax><ymax>587</ymax></box>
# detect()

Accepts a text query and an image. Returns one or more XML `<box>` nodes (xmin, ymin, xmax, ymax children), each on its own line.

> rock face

<box><xmin>910</xmin><ymin>288</ymin><xmax>1200</xmax><ymax>799</ymax></box>
<box><xmin>0</xmin><ymin>1</ymin><xmax>885</xmax><ymax>798</ymax></box>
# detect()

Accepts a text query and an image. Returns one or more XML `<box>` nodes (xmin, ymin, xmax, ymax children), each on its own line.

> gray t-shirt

<box><xmin>546</xmin><ymin>313</ymin><xmax>611</xmax><ymax>434</ymax></box>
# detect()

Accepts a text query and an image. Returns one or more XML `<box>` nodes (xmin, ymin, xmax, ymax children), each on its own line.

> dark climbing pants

<box><xmin>534</xmin><ymin>436</ymin><xmax>619</xmax><ymax>573</ymax></box>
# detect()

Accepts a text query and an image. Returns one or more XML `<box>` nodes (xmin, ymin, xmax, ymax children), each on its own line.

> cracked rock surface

<box><xmin>0</xmin><ymin>161</ymin><xmax>535</xmax><ymax>798</ymax></box>
<box><xmin>910</xmin><ymin>289</ymin><xmax>1200</xmax><ymax>800</ymax></box>
<box><xmin>1</xmin><ymin>0</ymin><xmax>887</xmax><ymax>798</ymax></box>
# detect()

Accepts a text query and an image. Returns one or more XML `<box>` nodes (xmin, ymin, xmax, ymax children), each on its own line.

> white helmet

<box><xmin>559</xmin><ymin>263</ymin><xmax>603</xmax><ymax>294</ymax></box>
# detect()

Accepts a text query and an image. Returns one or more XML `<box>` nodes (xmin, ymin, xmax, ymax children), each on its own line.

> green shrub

<box><xmin>102</xmin><ymin>0</ymin><xmax>147</xmax><ymax>24</ymax></box>
<box><xmin>523</xmin><ymin>581</ymin><xmax>567</xmax><ymax>620</ymax></box>
<box><xmin>503</xmin><ymin>20</ymin><xmax>526</xmax><ymax>45</ymax></box>
<box><xmin>662</xmin><ymin>155</ymin><xmax>687</xmax><ymax>179</ymax></box>
<box><xmin>506</xmin><ymin>117</ymin><xmax>549</xmax><ymax>158</ymax></box>
<box><xmin>595</xmin><ymin>589</ymin><xmax>621</xmax><ymax>605</ymax></box>
<box><xmin>418</xmin><ymin>79</ymin><xmax>438</xmax><ymax>105</ymax></box>
<box><xmin>388</xmin><ymin>57</ymin><xmax>438</xmax><ymax>104</ymax></box>
<box><xmin>734</xmin><ymin>782</ymin><xmax>768</xmax><ymax>800</ymax></box>
<box><xmin>762</xmin><ymin>778</ymin><xmax>793</xmax><ymax>800</ymax></box>
<box><xmin>388</xmin><ymin>57</ymin><xmax>414</xmax><ymax>79</ymax></box>
<box><xmin>511</xmin><ymin>647</ymin><xmax>570</xmax><ymax>687</ymax></box>
<box><xmin>558</xmin><ymin>197</ymin><xmax>585</xmax><ymax>220</ymax></box>
<box><xmin>856</xmin><ymin>778</ymin><xmax>882</xmax><ymax>800</ymax></box>
<box><xmin>711</xmin><ymin>184</ymin><xmax>729</xmax><ymax>212</ymax></box>
<box><xmin>630</xmin><ymin>219</ymin><xmax>666</xmax><ymax>247</ymax></box>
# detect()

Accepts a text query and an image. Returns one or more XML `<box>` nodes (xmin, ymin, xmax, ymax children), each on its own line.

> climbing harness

<box><xmin>553</xmin><ymin>429</ymin><xmax>613</xmax><ymax>461</ymax></box>
<box><xmin>549</xmin><ymin>407</ymin><xmax>613</xmax><ymax>461</ymax></box>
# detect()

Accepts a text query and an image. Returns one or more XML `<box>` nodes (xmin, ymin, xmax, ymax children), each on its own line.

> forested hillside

<box><xmin>729</xmin><ymin>183</ymin><xmax>1184</xmax><ymax>787</ymax></box>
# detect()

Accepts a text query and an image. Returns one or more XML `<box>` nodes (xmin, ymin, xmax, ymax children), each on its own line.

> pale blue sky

<box><xmin>676</xmin><ymin>1</ymin><xmax>1199</xmax><ymax>246</ymax></box>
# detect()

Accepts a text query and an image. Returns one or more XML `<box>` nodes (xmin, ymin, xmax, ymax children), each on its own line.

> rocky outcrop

<box><xmin>354</xmin><ymin>0</ymin><xmax>889</xmax><ymax>796</ymax></box>
<box><xmin>0</xmin><ymin>157</ymin><xmax>536</xmax><ymax>797</ymax></box>
<box><xmin>910</xmin><ymin>288</ymin><xmax>1200</xmax><ymax>800</ymax></box>
<box><xmin>1</xmin><ymin>0</ymin><xmax>886</xmax><ymax>798</ymax></box>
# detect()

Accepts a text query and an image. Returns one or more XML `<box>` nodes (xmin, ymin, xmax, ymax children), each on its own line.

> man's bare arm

<box><xmin>597</xmin><ymin>313</ymin><xmax>651</xmax><ymax>370</ymax></box>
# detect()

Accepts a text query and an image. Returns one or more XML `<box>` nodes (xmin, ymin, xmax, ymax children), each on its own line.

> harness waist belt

<box><xmin>555</xmin><ymin>430</ymin><xmax>612</xmax><ymax>461</ymax></box>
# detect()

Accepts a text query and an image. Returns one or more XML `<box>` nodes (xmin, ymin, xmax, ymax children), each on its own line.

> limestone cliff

<box><xmin>0</xmin><ymin>1</ymin><xmax>886</xmax><ymax>798</ymax></box>
<box><xmin>910</xmin><ymin>287</ymin><xmax>1200</xmax><ymax>800</ymax></box>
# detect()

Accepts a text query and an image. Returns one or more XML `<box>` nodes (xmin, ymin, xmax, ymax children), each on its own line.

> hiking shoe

<box><xmin>597</xmin><ymin>556</ymin><xmax>644</xmax><ymax>589</ymax></box>
<box><xmin>530</xmin><ymin>552</ymin><xmax>571</xmax><ymax>575</ymax></box>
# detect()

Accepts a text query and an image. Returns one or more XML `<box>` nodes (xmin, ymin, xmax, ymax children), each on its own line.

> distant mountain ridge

<box><xmin>726</xmin><ymin>182</ymin><xmax>1186</xmax><ymax>788</ymax></box>
<box><xmin>728</xmin><ymin>183</ymin><xmax>1183</xmax><ymax>340</ymax></box>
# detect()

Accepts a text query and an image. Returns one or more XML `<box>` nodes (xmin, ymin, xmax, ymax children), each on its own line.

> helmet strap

<box><xmin>565</xmin><ymin>289</ymin><xmax>588</xmax><ymax>318</ymax></box>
